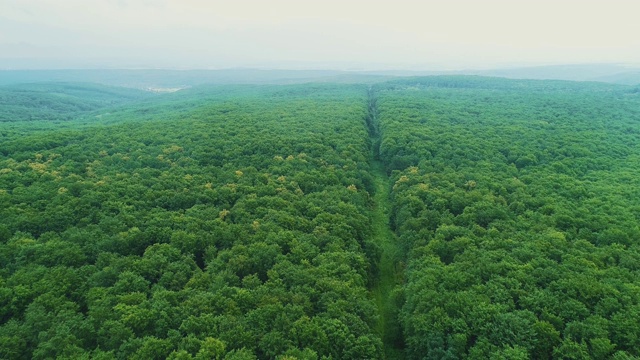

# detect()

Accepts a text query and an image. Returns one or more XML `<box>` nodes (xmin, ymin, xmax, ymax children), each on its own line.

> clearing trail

<box><xmin>366</xmin><ymin>88</ymin><xmax>405</xmax><ymax>359</ymax></box>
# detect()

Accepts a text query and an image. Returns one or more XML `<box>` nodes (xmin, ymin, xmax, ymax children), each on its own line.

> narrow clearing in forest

<box><xmin>366</xmin><ymin>88</ymin><xmax>405</xmax><ymax>359</ymax></box>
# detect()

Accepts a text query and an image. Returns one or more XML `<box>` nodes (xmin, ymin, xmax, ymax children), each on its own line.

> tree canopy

<box><xmin>1</xmin><ymin>76</ymin><xmax>640</xmax><ymax>359</ymax></box>
<box><xmin>374</xmin><ymin>76</ymin><xmax>640</xmax><ymax>359</ymax></box>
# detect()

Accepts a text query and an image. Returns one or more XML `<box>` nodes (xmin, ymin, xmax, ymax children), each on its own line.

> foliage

<box><xmin>3</xmin><ymin>74</ymin><xmax>640</xmax><ymax>359</ymax></box>
<box><xmin>0</xmin><ymin>83</ymin><xmax>381</xmax><ymax>359</ymax></box>
<box><xmin>0</xmin><ymin>82</ymin><xmax>153</xmax><ymax>122</ymax></box>
<box><xmin>375</xmin><ymin>76</ymin><xmax>640</xmax><ymax>359</ymax></box>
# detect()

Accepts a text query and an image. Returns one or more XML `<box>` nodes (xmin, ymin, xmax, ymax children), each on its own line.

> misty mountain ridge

<box><xmin>1</xmin><ymin>64</ymin><xmax>639</xmax><ymax>89</ymax></box>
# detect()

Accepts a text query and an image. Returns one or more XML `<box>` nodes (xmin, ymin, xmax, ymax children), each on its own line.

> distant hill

<box><xmin>0</xmin><ymin>82</ymin><xmax>153</xmax><ymax>122</ymax></box>
<box><xmin>471</xmin><ymin>63</ymin><xmax>640</xmax><ymax>84</ymax></box>
<box><xmin>0</xmin><ymin>69</ymin><xmax>359</xmax><ymax>88</ymax></box>
<box><xmin>360</xmin><ymin>64</ymin><xmax>640</xmax><ymax>85</ymax></box>
<box><xmin>2</xmin><ymin>65</ymin><xmax>639</xmax><ymax>91</ymax></box>
<box><xmin>591</xmin><ymin>71</ymin><xmax>640</xmax><ymax>85</ymax></box>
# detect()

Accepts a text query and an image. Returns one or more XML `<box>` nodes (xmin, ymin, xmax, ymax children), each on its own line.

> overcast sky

<box><xmin>1</xmin><ymin>0</ymin><xmax>639</xmax><ymax>70</ymax></box>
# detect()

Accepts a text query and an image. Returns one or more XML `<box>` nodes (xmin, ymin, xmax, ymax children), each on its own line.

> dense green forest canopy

<box><xmin>0</xmin><ymin>83</ymin><xmax>153</xmax><ymax>123</ymax></box>
<box><xmin>373</xmin><ymin>76</ymin><xmax>640</xmax><ymax>359</ymax></box>
<box><xmin>1</xmin><ymin>74</ymin><xmax>640</xmax><ymax>359</ymax></box>
<box><xmin>0</xmin><ymin>83</ymin><xmax>381</xmax><ymax>359</ymax></box>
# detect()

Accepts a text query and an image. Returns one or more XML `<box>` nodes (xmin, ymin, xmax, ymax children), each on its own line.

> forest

<box><xmin>374</xmin><ymin>77</ymin><xmax>640</xmax><ymax>359</ymax></box>
<box><xmin>1</xmin><ymin>73</ymin><xmax>639</xmax><ymax>359</ymax></box>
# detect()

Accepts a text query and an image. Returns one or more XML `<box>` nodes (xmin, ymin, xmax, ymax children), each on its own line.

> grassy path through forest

<box><xmin>367</xmin><ymin>88</ymin><xmax>405</xmax><ymax>359</ymax></box>
<box><xmin>370</xmin><ymin>160</ymin><xmax>404</xmax><ymax>359</ymax></box>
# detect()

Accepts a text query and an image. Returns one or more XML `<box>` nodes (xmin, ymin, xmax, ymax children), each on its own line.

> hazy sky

<box><xmin>1</xmin><ymin>0</ymin><xmax>639</xmax><ymax>69</ymax></box>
